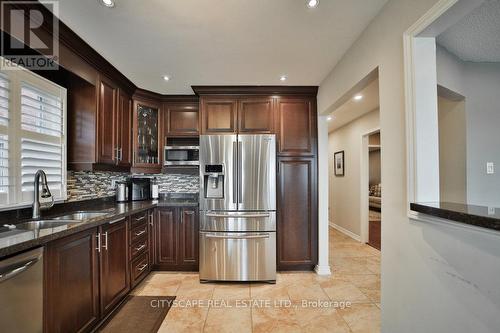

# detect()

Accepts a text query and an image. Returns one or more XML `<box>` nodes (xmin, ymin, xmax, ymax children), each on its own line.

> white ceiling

<box><xmin>52</xmin><ymin>0</ymin><xmax>388</xmax><ymax>94</ymax></box>
<box><xmin>328</xmin><ymin>78</ymin><xmax>379</xmax><ymax>132</ymax></box>
<box><xmin>437</xmin><ymin>0</ymin><xmax>500</xmax><ymax>62</ymax></box>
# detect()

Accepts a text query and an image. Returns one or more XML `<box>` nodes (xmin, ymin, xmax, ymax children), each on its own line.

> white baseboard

<box><xmin>314</xmin><ymin>264</ymin><xmax>332</xmax><ymax>276</ymax></box>
<box><xmin>329</xmin><ymin>221</ymin><xmax>361</xmax><ymax>242</ymax></box>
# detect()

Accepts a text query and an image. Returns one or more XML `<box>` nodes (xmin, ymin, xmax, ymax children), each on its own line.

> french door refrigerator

<box><xmin>199</xmin><ymin>134</ymin><xmax>276</xmax><ymax>282</ymax></box>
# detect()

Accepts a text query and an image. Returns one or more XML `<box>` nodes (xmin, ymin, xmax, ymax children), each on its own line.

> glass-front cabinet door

<box><xmin>133</xmin><ymin>101</ymin><xmax>161</xmax><ymax>172</ymax></box>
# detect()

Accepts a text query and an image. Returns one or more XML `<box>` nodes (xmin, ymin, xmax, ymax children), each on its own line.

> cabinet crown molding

<box><xmin>192</xmin><ymin>86</ymin><xmax>318</xmax><ymax>96</ymax></box>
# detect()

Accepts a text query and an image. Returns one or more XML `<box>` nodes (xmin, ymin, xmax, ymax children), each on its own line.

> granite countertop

<box><xmin>410</xmin><ymin>202</ymin><xmax>500</xmax><ymax>232</ymax></box>
<box><xmin>0</xmin><ymin>195</ymin><xmax>198</xmax><ymax>260</ymax></box>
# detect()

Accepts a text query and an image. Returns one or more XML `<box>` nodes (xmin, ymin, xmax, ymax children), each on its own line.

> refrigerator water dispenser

<box><xmin>204</xmin><ymin>164</ymin><xmax>224</xmax><ymax>198</ymax></box>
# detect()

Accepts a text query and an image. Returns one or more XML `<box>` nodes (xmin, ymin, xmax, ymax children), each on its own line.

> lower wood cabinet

<box><xmin>277</xmin><ymin>157</ymin><xmax>318</xmax><ymax>270</ymax></box>
<box><xmin>45</xmin><ymin>219</ymin><xmax>130</xmax><ymax>333</ymax></box>
<box><xmin>99</xmin><ymin>220</ymin><xmax>129</xmax><ymax>315</ymax></box>
<box><xmin>45</xmin><ymin>228</ymin><xmax>100</xmax><ymax>333</ymax></box>
<box><xmin>154</xmin><ymin>206</ymin><xmax>199</xmax><ymax>271</ymax></box>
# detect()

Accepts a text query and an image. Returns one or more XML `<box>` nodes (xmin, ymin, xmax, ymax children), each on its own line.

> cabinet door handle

<box><xmin>134</xmin><ymin>229</ymin><xmax>146</xmax><ymax>237</ymax></box>
<box><xmin>96</xmin><ymin>233</ymin><xmax>101</xmax><ymax>253</ymax></box>
<box><xmin>102</xmin><ymin>232</ymin><xmax>108</xmax><ymax>251</ymax></box>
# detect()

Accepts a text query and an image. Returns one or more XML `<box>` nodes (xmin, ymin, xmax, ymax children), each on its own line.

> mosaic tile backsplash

<box><xmin>67</xmin><ymin>171</ymin><xmax>199</xmax><ymax>201</ymax></box>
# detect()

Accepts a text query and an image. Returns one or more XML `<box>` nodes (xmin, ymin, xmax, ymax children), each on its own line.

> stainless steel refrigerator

<box><xmin>199</xmin><ymin>134</ymin><xmax>276</xmax><ymax>282</ymax></box>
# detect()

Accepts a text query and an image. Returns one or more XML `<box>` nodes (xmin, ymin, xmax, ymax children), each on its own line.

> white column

<box><xmin>315</xmin><ymin>114</ymin><xmax>332</xmax><ymax>275</ymax></box>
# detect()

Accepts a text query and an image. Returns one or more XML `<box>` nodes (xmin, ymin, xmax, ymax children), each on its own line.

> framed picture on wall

<box><xmin>334</xmin><ymin>151</ymin><xmax>345</xmax><ymax>176</ymax></box>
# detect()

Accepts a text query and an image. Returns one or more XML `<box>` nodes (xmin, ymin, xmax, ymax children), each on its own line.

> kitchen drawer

<box><xmin>199</xmin><ymin>231</ymin><xmax>276</xmax><ymax>281</ymax></box>
<box><xmin>130</xmin><ymin>236</ymin><xmax>148</xmax><ymax>259</ymax></box>
<box><xmin>130</xmin><ymin>210</ymin><xmax>149</xmax><ymax>227</ymax></box>
<box><xmin>129</xmin><ymin>221</ymin><xmax>148</xmax><ymax>244</ymax></box>
<box><xmin>130</xmin><ymin>252</ymin><xmax>149</xmax><ymax>287</ymax></box>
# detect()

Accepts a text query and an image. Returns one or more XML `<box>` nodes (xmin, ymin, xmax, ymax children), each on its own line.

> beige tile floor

<box><xmin>132</xmin><ymin>227</ymin><xmax>381</xmax><ymax>332</ymax></box>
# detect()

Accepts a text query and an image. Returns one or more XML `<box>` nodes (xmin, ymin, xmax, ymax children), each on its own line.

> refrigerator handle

<box><xmin>238</xmin><ymin>140</ymin><xmax>242</xmax><ymax>203</ymax></box>
<box><xmin>233</xmin><ymin>141</ymin><xmax>238</xmax><ymax>204</ymax></box>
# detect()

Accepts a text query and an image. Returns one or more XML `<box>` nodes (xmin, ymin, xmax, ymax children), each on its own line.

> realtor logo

<box><xmin>1</xmin><ymin>0</ymin><xmax>59</xmax><ymax>70</ymax></box>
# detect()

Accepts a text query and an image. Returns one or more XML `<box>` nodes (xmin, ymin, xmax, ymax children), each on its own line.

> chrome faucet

<box><xmin>32</xmin><ymin>170</ymin><xmax>54</xmax><ymax>219</ymax></box>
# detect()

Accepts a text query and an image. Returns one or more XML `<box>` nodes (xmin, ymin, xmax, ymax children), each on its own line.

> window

<box><xmin>0</xmin><ymin>62</ymin><xmax>67</xmax><ymax>209</ymax></box>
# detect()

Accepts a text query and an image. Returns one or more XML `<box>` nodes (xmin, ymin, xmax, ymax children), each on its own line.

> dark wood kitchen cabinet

<box><xmin>132</xmin><ymin>99</ymin><xmax>162</xmax><ymax>173</ymax></box>
<box><xmin>45</xmin><ymin>219</ymin><xmax>131</xmax><ymax>332</ymax></box>
<box><xmin>45</xmin><ymin>228</ymin><xmax>100</xmax><ymax>333</ymax></box>
<box><xmin>116</xmin><ymin>91</ymin><xmax>132</xmax><ymax>167</ymax></box>
<box><xmin>154</xmin><ymin>207</ymin><xmax>199</xmax><ymax>271</ymax></box>
<box><xmin>129</xmin><ymin>210</ymin><xmax>152</xmax><ymax>287</ymax></box>
<box><xmin>276</xmin><ymin>97</ymin><xmax>316</xmax><ymax>156</ymax></box>
<box><xmin>164</xmin><ymin>102</ymin><xmax>199</xmax><ymax>137</ymax></box>
<box><xmin>200</xmin><ymin>96</ymin><xmax>274</xmax><ymax>134</ymax></box>
<box><xmin>97</xmin><ymin>76</ymin><xmax>118</xmax><ymax>165</ymax></box>
<box><xmin>238</xmin><ymin>97</ymin><xmax>275</xmax><ymax>133</ymax></box>
<box><xmin>68</xmin><ymin>74</ymin><xmax>132</xmax><ymax>172</ymax></box>
<box><xmin>154</xmin><ymin>207</ymin><xmax>177</xmax><ymax>267</ymax></box>
<box><xmin>277</xmin><ymin>157</ymin><xmax>318</xmax><ymax>270</ymax></box>
<box><xmin>200</xmin><ymin>97</ymin><xmax>238</xmax><ymax>134</ymax></box>
<box><xmin>178</xmin><ymin>208</ymin><xmax>199</xmax><ymax>266</ymax></box>
<box><xmin>99</xmin><ymin>220</ymin><xmax>130</xmax><ymax>316</ymax></box>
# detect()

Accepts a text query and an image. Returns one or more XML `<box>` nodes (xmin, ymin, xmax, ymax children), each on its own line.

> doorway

<box><xmin>361</xmin><ymin>129</ymin><xmax>382</xmax><ymax>250</ymax></box>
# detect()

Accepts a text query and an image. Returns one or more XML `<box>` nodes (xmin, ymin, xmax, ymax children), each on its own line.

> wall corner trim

<box><xmin>314</xmin><ymin>264</ymin><xmax>332</xmax><ymax>276</ymax></box>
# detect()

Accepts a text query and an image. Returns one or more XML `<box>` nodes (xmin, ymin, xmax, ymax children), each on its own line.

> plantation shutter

<box><xmin>0</xmin><ymin>74</ymin><xmax>9</xmax><ymax>203</ymax></box>
<box><xmin>20</xmin><ymin>82</ymin><xmax>65</xmax><ymax>203</ymax></box>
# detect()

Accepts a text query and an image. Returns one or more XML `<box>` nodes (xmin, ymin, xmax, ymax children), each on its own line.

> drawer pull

<box><xmin>135</xmin><ymin>244</ymin><xmax>146</xmax><ymax>252</ymax></box>
<box><xmin>134</xmin><ymin>229</ymin><xmax>146</xmax><ymax>237</ymax></box>
<box><xmin>135</xmin><ymin>215</ymin><xmax>147</xmax><ymax>221</ymax></box>
<box><xmin>137</xmin><ymin>263</ymin><xmax>148</xmax><ymax>272</ymax></box>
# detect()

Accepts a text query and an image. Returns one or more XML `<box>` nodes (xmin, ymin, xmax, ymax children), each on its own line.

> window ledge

<box><xmin>410</xmin><ymin>202</ymin><xmax>500</xmax><ymax>232</ymax></box>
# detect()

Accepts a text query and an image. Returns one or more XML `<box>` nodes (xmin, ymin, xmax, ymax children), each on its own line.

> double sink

<box><xmin>14</xmin><ymin>211</ymin><xmax>113</xmax><ymax>231</ymax></box>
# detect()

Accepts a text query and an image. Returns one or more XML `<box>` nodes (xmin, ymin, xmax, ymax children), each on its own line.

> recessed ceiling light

<box><xmin>100</xmin><ymin>0</ymin><xmax>115</xmax><ymax>8</ymax></box>
<box><xmin>353</xmin><ymin>94</ymin><xmax>363</xmax><ymax>101</ymax></box>
<box><xmin>279</xmin><ymin>75</ymin><xmax>287</xmax><ymax>82</ymax></box>
<box><xmin>327</xmin><ymin>116</ymin><xmax>332</xmax><ymax>121</ymax></box>
<box><xmin>306</xmin><ymin>0</ymin><xmax>319</xmax><ymax>8</ymax></box>
<box><xmin>163</xmin><ymin>75</ymin><xmax>171</xmax><ymax>82</ymax></box>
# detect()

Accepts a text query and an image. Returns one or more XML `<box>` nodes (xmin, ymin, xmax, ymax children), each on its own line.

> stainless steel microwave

<box><xmin>164</xmin><ymin>145</ymin><xmax>199</xmax><ymax>166</ymax></box>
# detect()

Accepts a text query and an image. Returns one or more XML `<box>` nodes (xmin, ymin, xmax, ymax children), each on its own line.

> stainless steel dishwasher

<box><xmin>0</xmin><ymin>247</ymin><xmax>43</xmax><ymax>333</ymax></box>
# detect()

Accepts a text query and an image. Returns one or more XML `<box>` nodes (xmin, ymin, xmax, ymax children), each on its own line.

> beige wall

<box><xmin>328</xmin><ymin>109</ymin><xmax>379</xmax><ymax>236</ymax></box>
<box><xmin>318</xmin><ymin>0</ymin><xmax>500</xmax><ymax>331</ymax></box>
<box><xmin>438</xmin><ymin>95</ymin><xmax>467</xmax><ymax>203</ymax></box>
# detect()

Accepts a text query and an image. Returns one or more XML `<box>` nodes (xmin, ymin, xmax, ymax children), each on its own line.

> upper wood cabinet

<box><xmin>97</xmin><ymin>77</ymin><xmax>118</xmax><ymax>165</ymax></box>
<box><xmin>132</xmin><ymin>99</ymin><xmax>162</xmax><ymax>173</ymax></box>
<box><xmin>164</xmin><ymin>102</ymin><xmax>199</xmax><ymax>137</ymax></box>
<box><xmin>68</xmin><ymin>74</ymin><xmax>133</xmax><ymax>172</ymax></box>
<box><xmin>200</xmin><ymin>96</ymin><xmax>275</xmax><ymax>134</ymax></box>
<box><xmin>116</xmin><ymin>91</ymin><xmax>132</xmax><ymax>167</ymax></box>
<box><xmin>276</xmin><ymin>98</ymin><xmax>316</xmax><ymax>156</ymax></box>
<box><xmin>238</xmin><ymin>97</ymin><xmax>275</xmax><ymax>133</ymax></box>
<box><xmin>200</xmin><ymin>97</ymin><xmax>237</xmax><ymax>134</ymax></box>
